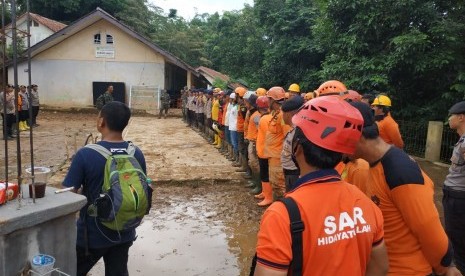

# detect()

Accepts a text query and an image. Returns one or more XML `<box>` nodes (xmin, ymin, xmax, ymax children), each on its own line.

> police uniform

<box><xmin>443</xmin><ymin>101</ymin><xmax>465</xmax><ymax>272</ymax></box>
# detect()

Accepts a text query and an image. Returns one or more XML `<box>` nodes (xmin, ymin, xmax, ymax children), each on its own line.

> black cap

<box><xmin>248</xmin><ymin>94</ymin><xmax>258</xmax><ymax>108</ymax></box>
<box><xmin>350</xmin><ymin>101</ymin><xmax>375</xmax><ymax>127</ymax></box>
<box><xmin>282</xmin><ymin>96</ymin><xmax>304</xmax><ymax>112</ymax></box>
<box><xmin>449</xmin><ymin>101</ymin><xmax>465</xmax><ymax>115</ymax></box>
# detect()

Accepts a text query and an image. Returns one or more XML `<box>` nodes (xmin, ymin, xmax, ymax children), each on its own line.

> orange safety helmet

<box><xmin>267</xmin><ymin>86</ymin><xmax>286</xmax><ymax>101</ymax></box>
<box><xmin>235</xmin><ymin>87</ymin><xmax>247</xmax><ymax>98</ymax></box>
<box><xmin>256</xmin><ymin>87</ymin><xmax>267</xmax><ymax>97</ymax></box>
<box><xmin>345</xmin><ymin>90</ymin><xmax>362</xmax><ymax>102</ymax></box>
<box><xmin>292</xmin><ymin>96</ymin><xmax>363</xmax><ymax>154</ymax></box>
<box><xmin>317</xmin><ymin>80</ymin><xmax>348</xmax><ymax>98</ymax></box>
<box><xmin>256</xmin><ymin>96</ymin><xmax>270</xmax><ymax>109</ymax></box>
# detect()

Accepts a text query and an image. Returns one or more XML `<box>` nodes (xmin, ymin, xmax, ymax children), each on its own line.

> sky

<box><xmin>149</xmin><ymin>0</ymin><xmax>254</xmax><ymax>20</ymax></box>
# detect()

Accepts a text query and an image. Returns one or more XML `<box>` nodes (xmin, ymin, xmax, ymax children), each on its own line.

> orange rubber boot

<box><xmin>257</xmin><ymin>182</ymin><xmax>273</xmax><ymax>207</ymax></box>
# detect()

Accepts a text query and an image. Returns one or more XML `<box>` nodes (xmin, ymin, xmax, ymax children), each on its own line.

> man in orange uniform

<box><xmin>371</xmin><ymin>95</ymin><xmax>404</xmax><ymax>148</ymax></box>
<box><xmin>254</xmin><ymin>96</ymin><xmax>388</xmax><ymax>275</ymax></box>
<box><xmin>350</xmin><ymin>101</ymin><xmax>460</xmax><ymax>276</ymax></box>
<box><xmin>264</xmin><ymin>87</ymin><xmax>291</xmax><ymax>202</ymax></box>
<box><xmin>255</xmin><ymin>96</ymin><xmax>272</xmax><ymax>206</ymax></box>
<box><xmin>340</xmin><ymin>157</ymin><xmax>370</xmax><ymax>195</ymax></box>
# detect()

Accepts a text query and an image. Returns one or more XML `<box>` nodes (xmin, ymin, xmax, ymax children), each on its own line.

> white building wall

<box><xmin>6</xmin><ymin>20</ymin><xmax>55</xmax><ymax>47</ymax></box>
<box><xmin>8</xmin><ymin>59</ymin><xmax>165</xmax><ymax>108</ymax></box>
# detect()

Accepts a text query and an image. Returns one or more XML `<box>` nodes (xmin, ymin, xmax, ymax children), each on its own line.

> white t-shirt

<box><xmin>228</xmin><ymin>104</ymin><xmax>238</xmax><ymax>131</ymax></box>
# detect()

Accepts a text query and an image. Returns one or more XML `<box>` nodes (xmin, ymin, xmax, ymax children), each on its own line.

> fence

<box><xmin>128</xmin><ymin>85</ymin><xmax>161</xmax><ymax>114</ymax></box>
<box><xmin>440</xmin><ymin>127</ymin><xmax>458</xmax><ymax>164</ymax></box>
<box><xmin>398</xmin><ymin>120</ymin><xmax>428</xmax><ymax>158</ymax></box>
<box><xmin>397</xmin><ymin>119</ymin><xmax>459</xmax><ymax>164</ymax></box>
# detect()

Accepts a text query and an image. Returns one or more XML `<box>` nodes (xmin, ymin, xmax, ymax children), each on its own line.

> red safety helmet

<box><xmin>292</xmin><ymin>96</ymin><xmax>363</xmax><ymax>154</ymax></box>
<box><xmin>317</xmin><ymin>80</ymin><xmax>348</xmax><ymax>98</ymax></box>
<box><xmin>267</xmin><ymin>86</ymin><xmax>286</xmax><ymax>101</ymax></box>
<box><xmin>345</xmin><ymin>90</ymin><xmax>361</xmax><ymax>102</ymax></box>
<box><xmin>256</xmin><ymin>96</ymin><xmax>270</xmax><ymax>109</ymax></box>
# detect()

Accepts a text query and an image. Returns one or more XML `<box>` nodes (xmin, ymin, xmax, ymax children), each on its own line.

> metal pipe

<box><xmin>26</xmin><ymin>0</ymin><xmax>35</xmax><ymax>202</ymax></box>
<box><xmin>10</xmin><ymin>0</ymin><xmax>22</xmax><ymax>203</ymax></box>
<box><xmin>1</xmin><ymin>0</ymin><xmax>9</xmax><ymax>199</ymax></box>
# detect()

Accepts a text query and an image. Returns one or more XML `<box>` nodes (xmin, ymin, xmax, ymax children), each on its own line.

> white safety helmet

<box><xmin>230</xmin><ymin>92</ymin><xmax>236</xmax><ymax>99</ymax></box>
<box><xmin>243</xmin><ymin>90</ymin><xmax>256</xmax><ymax>101</ymax></box>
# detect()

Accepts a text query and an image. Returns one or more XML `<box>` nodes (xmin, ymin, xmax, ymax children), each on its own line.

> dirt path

<box><xmin>0</xmin><ymin>110</ymin><xmax>452</xmax><ymax>276</ymax></box>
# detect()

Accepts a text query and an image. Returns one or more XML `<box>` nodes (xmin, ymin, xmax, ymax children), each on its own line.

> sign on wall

<box><xmin>95</xmin><ymin>46</ymin><xmax>115</xmax><ymax>58</ymax></box>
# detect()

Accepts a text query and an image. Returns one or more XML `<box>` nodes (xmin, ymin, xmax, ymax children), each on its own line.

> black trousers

<box><xmin>76</xmin><ymin>241</ymin><xmax>133</xmax><ymax>276</ymax></box>
<box><xmin>1</xmin><ymin>113</ymin><xmax>14</xmax><ymax>137</ymax></box>
<box><xmin>32</xmin><ymin>106</ymin><xmax>39</xmax><ymax>124</ymax></box>
<box><xmin>443</xmin><ymin>186</ymin><xmax>465</xmax><ymax>273</ymax></box>
<box><xmin>258</xmin><ymin>158</ymin><xmax>269</xmax><ymax>182</ymax></box>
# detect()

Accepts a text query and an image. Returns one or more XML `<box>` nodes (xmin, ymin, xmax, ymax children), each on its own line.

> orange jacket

<box><xmin>246</xmin><ymin>111</ymin><xmax>260</xmax><ymax>141</ymax></box>
<box><xmin>264</xmin><ymin>110</ymin><xmax>291</xmax><ymax>159</ymax></box>
<box><xmin>369</xmin><ymin>147</ymin><xmax>452</xmax><ymax>275</ymax></box>
<box><xmin>341</xmin><ymin>159</ymin><xmax>370</xmax><ymax>195</ymax></box>
<box><xmin>257</xmin><ymin>114</ymin><xmax>272</xmax><ymax>159</ymax></box>
<box><xmin>236</xmin><ymin>104</ymin><xmax>246</xmax><ymax>132</ymax></box>
<box><xmin>256</xmin><ymin>172</ymin><xmax>384</xmax><ymax>275</ymax></box>
<box><xmin>377</xmin><ymin>113</ymin><xmax>404</xmax><ymax>148</ymax></box>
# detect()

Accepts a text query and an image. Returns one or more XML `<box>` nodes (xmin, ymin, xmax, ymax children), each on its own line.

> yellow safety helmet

<box><xmin>256</xmin><ymin>87</ymin><xmax>267</xmax><ymax>97</ymax></box>
<box><xmin>372</xmin><ymin>95</ymin><xmax>392</xmax><ymax>107</ymax></box>
<box><xmin>288</xmin><ymin>83</ymin><xmax>300</xmax><ymax>93</ymax></box>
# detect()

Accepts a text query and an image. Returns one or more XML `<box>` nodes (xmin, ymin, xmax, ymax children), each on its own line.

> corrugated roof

<box><xmin>197</xmin><ymin>66</ymin><xmax>230</xmax><ymax>83</ymax></box>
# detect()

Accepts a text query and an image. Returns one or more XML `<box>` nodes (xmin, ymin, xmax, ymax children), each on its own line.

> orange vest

<box><xmin>257</xmin><ymin>114</ymin><xmax>272</xmax><ymax>159</ymax></box>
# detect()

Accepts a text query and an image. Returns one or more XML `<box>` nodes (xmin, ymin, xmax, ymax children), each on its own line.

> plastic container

<box><xmin>25</xmin><ymin>167</ymin><xmax>51</xmax><ymax>199</ymax></box>
<box><xmin>31</xmin><ymin>254</ymin><xmax>55</xmax><ymax>276</ymax></box>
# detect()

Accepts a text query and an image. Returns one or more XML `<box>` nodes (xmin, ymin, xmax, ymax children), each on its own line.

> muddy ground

<box><xmin>0</xmin><ymin>110</ymin><xmax>451</xmax><ymax>275</ymax></box>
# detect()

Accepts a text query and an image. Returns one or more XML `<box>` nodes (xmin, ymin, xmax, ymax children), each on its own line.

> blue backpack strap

<box><xmin>278</xmin><ymin>197</ymin><xmax>304</xmax><ymax>276</ymax></box>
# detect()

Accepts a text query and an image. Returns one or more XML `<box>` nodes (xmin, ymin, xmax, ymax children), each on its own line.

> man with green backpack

<box><xmin>63</xmin><ymin>101</ymin><xmax>152</xmax><ymax>276</ymax></box>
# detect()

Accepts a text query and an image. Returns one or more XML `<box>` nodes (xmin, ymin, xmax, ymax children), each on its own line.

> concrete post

<box><xmin>0</xmin><ymin>186</ymin><xmax>86</xmax><ymax>276</ymax></box>
<box><xmin>187</xmin><ymin>71</ymin><xmax>192</xmax><ymax>89</ymax></box>
<box><xmin>425</xmin><ymin>121</ymin><xmax>444</xmax><ymax>162</ymax></box>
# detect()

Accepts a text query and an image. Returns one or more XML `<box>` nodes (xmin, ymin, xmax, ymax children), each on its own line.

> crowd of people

<box><xmin>181</xmin><ymin>81</ymin><xmax>463</xmax><ymax>275</ymax></box>
<box><xmin>0</xmin><ymin>84</ymin><xmax>41</xmax><ymax>140</ymax></box>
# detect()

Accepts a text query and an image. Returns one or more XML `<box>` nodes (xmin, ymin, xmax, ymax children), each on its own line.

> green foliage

<box><xmin>212</xmin><ymin>77</ymin><xmax>227</xmax><ymax>90</ymax></box>
<box><xmin>8</xmin><ymin>0</ymin><xmax>465</xmax><ymax>120</ymax></box>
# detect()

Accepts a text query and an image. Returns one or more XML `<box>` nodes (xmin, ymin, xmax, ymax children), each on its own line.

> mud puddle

<box><xmin>89</xmin><ymin>183</ymin><xmax>263</xmax><ymax>276</ymax></box>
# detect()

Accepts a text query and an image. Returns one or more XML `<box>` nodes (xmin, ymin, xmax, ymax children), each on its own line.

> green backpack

<box><xmin>86</xmin><ymin>142</ymin><xmax>150</xmax><ymax>232</ymax></box>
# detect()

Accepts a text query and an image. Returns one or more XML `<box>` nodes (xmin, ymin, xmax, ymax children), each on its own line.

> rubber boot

<box><xmin>250</xmin><ymin>184</ymin><xmax>262</xmax><ymax>195</ymax></box>
<box><xmin>211</xmin><ymin>134</ymin><xmax>218</xmax><ymax>145</ymax></box>
<box><xmin>235</xmin><ymin>154</ymin><xmax>247</xmax><ymax>172</ymax></box>
<box><xmin>23</xmin><ymin>121</ymin><xmax>30</xmax><ymax>130</ymax></box>
<box><xmin>257</xmin><ymin>182</ymin><xmax>273</xmax><ymax>206</ymax></box>
<box><xmin>233</xmin><ymin>153</ymin><xmax>242</xmax><ymax>167</ymax></box>
<box><xmin>244</xmin><ymin>181</ymin><xmax>255</xmax><ymax>188</ymax></box>
<box><xmin>254</xmin><ymin>181</ymin><xmax>265</xmax><ymax>199</ymax></box>
<box><xmin>19</xmin><ymin>121</ymin><xmax>27</xmax><ymax>132</ymax></box>
<box><xmin>215</xmin><ymin>137</ymin><xmax>222</xmax><ymax>149</ymax></box>
<box><xmin>227</xmin><ymin>146</ymin><xmax>235</xmax><ymax>161</ymax></box>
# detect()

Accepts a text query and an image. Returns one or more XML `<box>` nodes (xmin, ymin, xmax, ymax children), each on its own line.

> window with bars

<box><xmin>106</xmin><ymin>34</ymin><xmax>113</xmax><ymax>44</ymax></box>
<box><xmin>94</xmin><ymin>33</ymin><xmax>101</xmax><ymax>44</ymax></box>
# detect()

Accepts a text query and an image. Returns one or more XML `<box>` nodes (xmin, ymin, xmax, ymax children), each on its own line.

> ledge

<box><xmin>0</xmin><ymin>187</ymin><xmax>86</xmax><ymax>235</ymax></box>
